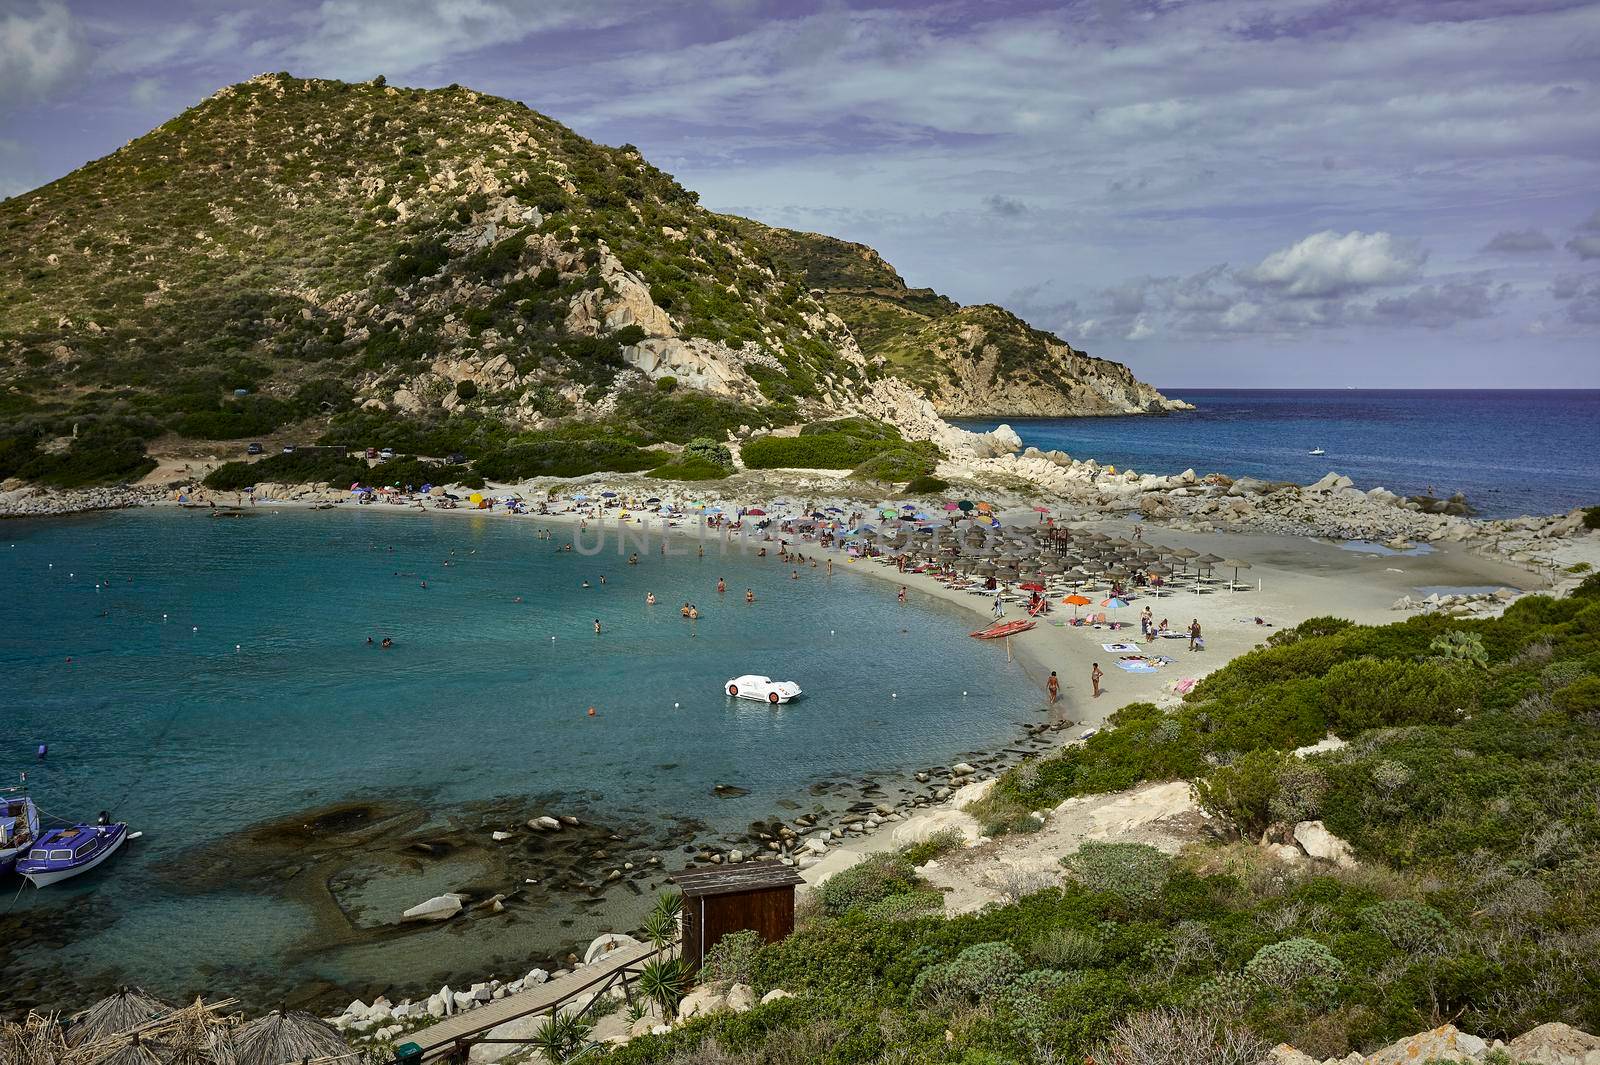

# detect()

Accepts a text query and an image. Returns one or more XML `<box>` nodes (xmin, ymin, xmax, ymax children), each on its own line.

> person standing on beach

<box><xmin>992</xmin><ymin>592</ymin><xmax>1005</xmax><ymax>619</ymax></box>
<box><xmin>1047</xmin><ymin>671</ymin><xmax>1060</xmax><ymax>704</ymax></box>
<box><xmin>1091</xmin><ymin>662</ymin><xmax>1103</xmax><ymax>698</ymax></box>
<box><xmin>1189</xmin><ymin>619</ymin><xmax>1202</xmax><ymax>651</ymax></box>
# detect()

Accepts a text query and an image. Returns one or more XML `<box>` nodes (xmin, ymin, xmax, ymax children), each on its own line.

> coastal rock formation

<box><xmin>1292</xmin><ymin>821</ymin><xmax>1357</xmax><ymax>868</ymax></box>
<box><xmin>735</xmin><ymin>222</ymin><xmax>1189</xmax><ymax>418</ymax></box>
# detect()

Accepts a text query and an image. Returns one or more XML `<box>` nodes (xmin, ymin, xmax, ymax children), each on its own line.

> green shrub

<box><xmin>851</xmin><ymin>446</ymin><xmax>937</xmax><ymax>482</ymax></box>
<box><xmin>911</xmin><ymin>942</ymin><xmax>1025</xmax><ymax>1002</ymax></box>
<box><xmin>702</xmin><ymin>929</ymin><xmax>762</xmax><ymax>986</ymax></box>
<box><xmin>613</xmin><ymin>324</ymin><xmax>647</xmax><ymax>346</ymax></box>
<box><xmin>1061</xmin><ymin>841</ymin><xmax>1171</xmax><ymax>908</ymax></box>
<box><xmin>816</xmin><ymin>853</ymin><xmax>920</xmax><ymax>917</ymax></box>
<box><xmin>740</xmin><ymin>432</ymin><xmax>882</xmax><ymax>470</ymax></box>
<box><xmin>683</xmin><ymin>437</ymin><xmax>732</xmax><ymax>468</ymax></box>
<box><xmin>455</xmin><ymin>379</ymin><xmax>479</xmax><ymax>401</ymax></box>
<box><xmin>1583</xmin><ymin>505</ymin><xmax>1600</xmax><ymax>530</ymax></box>
<box><xmin>655</xmin><ymin>375</ymin><xmax>676</xmax><ymax>392</ymax></box>
<box><xmin>903</xmin><ymin>474</ymin><xmax>950</xmax><ymax>495</ymax></box>
<box><xmin>1027</xmin><ymin>927</ymin><xmax>1104</xmax><ymax>969</ymax></box>
<box><xmin>859</xmin><ymin>890</ymin><xmax>944</xmax><ymax>921</ymax></box>
<box><xmin>646</xmin><ymin>455</ymin><xmax>730</xmax><ymax>481</ymax></box>
<box><xmin>1194</xmin><ymin>750</ymin><xmax>1289</xmax><ymax>838</ymax></box>
<box><xmin>16</xmin><ymin>428</ymin><xmax>156</xmax><ymax>487</ymax></box>
<box><xmin>1244</xmin><ymin>938</ymin><xmax>1344</xmax><ymax>1007</ymax></box>
<box><xmin>900</xmin><ymin>828</ymin><xmax>964</xmax><ymax>866</ymax></box>
<box><xmin>1554</xmin><ymin>675</ymin><xmax>1600</xmax><ymax>715</ymax></box>
<box><xmin>1359</xmin><ymin>900</ymin><xmax>1456</xmax><ymax>956</ymax></box>
<box><xmin>476</xmin><ymin>440</ymin><xmax>663</xmax><ymax>480</ymax></box>
<box><xmin>1321</xmin><ymin>657</ymin><xmax>1476</xmax><ymax>734</ymax></box>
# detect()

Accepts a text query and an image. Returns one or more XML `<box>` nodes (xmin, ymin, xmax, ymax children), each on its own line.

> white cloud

<box><xmin>0</xmin><ymin>1</ymin><xmax>84</xmax><ymax>106</ymax></box>
<box><xmin>1247</xmin><ymin>230</ymin><xmax>1426</xmax><ymax>298</ymax></box>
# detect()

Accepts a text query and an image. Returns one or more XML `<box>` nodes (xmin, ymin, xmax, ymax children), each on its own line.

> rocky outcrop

<box><xmin>1271</xmin><ymin>1023</ymin><xmax>1600</xmax><ymax>1065</ymax></box>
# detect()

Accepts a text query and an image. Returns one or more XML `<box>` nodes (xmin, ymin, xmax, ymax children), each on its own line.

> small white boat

<box><xmin>1309</xmin><ymin>448</ymin><xmax>1325</xmax><ymax>456</ymax></box>
<box><xmin>725</xmin><ymin>674</ymin><xmax>802</xmax><ymax>704</ymax></box>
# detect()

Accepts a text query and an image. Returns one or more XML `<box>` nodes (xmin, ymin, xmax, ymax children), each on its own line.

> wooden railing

<box><xmin>397</xmin><ymin>942</ymin><xmax>670</xmax><ymax>1063</ymax></box>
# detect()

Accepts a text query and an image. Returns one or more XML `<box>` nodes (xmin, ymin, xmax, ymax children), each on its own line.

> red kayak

<box><xmin>969</xmin><ymin>620</ymin><xmax>1036</xmax><ymax>639</ymax></box>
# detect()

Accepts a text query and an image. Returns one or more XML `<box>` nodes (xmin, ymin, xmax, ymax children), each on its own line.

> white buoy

<box><xmin>963</xmin><ymin>691</ymin><xmax>968</xmax><ymax>696</ymax></box>
<box><xmin>128</xmin><ymin>831</ymin><xmax>143</xmax><ymax>840</ymax></box>
<box><xmin>162</xmin><ymin>614</ymin><xmax>168</xmax><ymax>621</ymax></box>
<box><xmin>891</xmin><ymin>692</ymin><xmax>897</xmax><ymax>698</ymax></box>
<box><xmin>192</xmin><ymin>626</ymin><xmax>198</xmax><ymax>632</ymax></box>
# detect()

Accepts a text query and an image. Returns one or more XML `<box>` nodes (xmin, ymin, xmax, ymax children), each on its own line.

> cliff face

<box><xmin>0</xmin><ymin>73</ymin><xmax>1178</xmax><ymax>486</ymax></box>
<box><xmin>736</xmin><ymin>223</ymin><xmax>1188</xmax><ymax>418</ymax></box>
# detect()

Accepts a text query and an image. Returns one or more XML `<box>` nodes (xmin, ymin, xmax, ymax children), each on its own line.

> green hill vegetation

<box><xmin>600</xmin><ymin>575</ymin><xmax>1600</xmax><ymax>1064</ymax></box>
<box><xmin>0</xmin><ymin>73</ymin><xmax>1173</xmax><ymax>488</ymax></box>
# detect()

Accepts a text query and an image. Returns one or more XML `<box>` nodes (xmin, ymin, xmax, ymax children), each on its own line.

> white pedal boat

<box><xmin>725</xmin><ymin>675</ymin><xmax>802</xmax><ymax>704</ymax></box>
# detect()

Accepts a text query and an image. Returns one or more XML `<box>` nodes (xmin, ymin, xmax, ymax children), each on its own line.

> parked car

<box><xmin>378</xmin><ymin>448</ymin><xmax>395</xmax><ymax>460</ymax></box>
<box><xmin>282</xmin><ymin>445</ymin><xmax>297</xmax><ymax>454</ymax></box>
<box><xmin>245</xmin><ymin>442</ymin><xmax>263</xmax><ymax>455</ymax></box>
<box><xmin>446</xmin><ymin>452</ymin><xmax>466</xmax><ymax>465</ymax></box>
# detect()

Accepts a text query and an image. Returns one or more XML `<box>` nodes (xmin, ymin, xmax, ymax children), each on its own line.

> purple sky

<box><xmin>3</xmin><ymin>0</ymin><xmax>1598</xmax><ymax>387</ymax></box>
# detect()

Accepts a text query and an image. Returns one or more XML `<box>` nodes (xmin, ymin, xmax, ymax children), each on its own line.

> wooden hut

<box><xmin>669</xmin><ymin>863</ymin><xmax>804</xmax><ymax>971</ymax></box>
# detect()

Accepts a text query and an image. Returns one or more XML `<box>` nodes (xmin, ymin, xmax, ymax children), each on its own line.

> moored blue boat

<box><xmin>0</xmin><ymin>796</ymin><xmax>41</xmax><ymax>875</ymax></box>
<box><xmin>16</xmin><ymin>820</ymin><xmax>128</xmax><ymax>887</ymax></box>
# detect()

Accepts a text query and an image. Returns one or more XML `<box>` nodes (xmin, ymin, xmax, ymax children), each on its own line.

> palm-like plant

<box><xmin>529</xmin><ymin>1012</ymin><xmax>595</xmax><ymax>1064</ymax></box>
<box><xmin>636</xmin><ymin>956</ymin><xmax>689</xmax><ymax>1022</ymax></box>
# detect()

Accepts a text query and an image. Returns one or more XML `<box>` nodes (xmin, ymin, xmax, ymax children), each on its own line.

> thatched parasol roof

<box><xmin>234</xmin><ymin>1012</ymin><xmax>353</xmax><ymax>1065</ymax></box>
<box><xmin>0</xmin><ymin>1011</ymin><xmax>69</xmax><ymax>1065</ymax></box>
<box><xmin>69</xmin><ymin>989</ymin><xmax>176</xmax><ymax>1048</ymax></box>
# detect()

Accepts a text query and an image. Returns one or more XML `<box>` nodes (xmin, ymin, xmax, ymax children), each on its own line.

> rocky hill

<box><xmin>0</xmin><ymin>73</ymin><xmax>1177</xmax><ymax>486</ymax></box>
<box><xmin>738</xmin><ymin>222</ymin><xmax>1188</xmax><ymax>418</ymax></box>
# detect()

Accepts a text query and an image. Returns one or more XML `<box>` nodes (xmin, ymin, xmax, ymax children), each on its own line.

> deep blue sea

<box><xmin>0</xmin><ymin>509</ymin><xmax>1038</xmax><ymax>1011</ymax></box>
<box><xmin>958</xmin><ymin>389</ymin><xmax>1600</xmax><ymax>519</ymax></box>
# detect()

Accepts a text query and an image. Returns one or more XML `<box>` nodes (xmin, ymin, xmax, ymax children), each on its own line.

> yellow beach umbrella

<box><xmin>468</xmin><ymin>492</ymin><xmax>484</xmax><ymax>505</ymax></box>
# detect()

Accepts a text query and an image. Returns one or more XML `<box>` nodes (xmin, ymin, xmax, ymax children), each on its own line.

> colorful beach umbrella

<box><xmin>1102</xmin><ymin>596</ymin><xmax>1128</xmax><ymax>610</ymax></box>
<box><xmin>747</xmin><ymin>507</ymin><xmax>766</xmax><ymax>516</ymax></box>
<box><xmin>1062</xmin><ymin>593</ymin><xmax>1092</xmax><ymax>617</ymax></box>
<box><xmin>958</xmin><ymin>500</ymin><xmax>975</xmax><ymax>512</ymax></box>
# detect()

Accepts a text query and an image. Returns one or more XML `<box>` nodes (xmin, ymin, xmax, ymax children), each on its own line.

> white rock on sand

<box><xmin>402</xmin><ymin>894</ymin><xmax>464</xmax><ymax>922</ymax></box>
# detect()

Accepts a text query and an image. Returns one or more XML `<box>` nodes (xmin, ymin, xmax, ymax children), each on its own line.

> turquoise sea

<box><xmin>0</xmin><ymin>509</ymin><xmax>1040</xmax><ymax>1013</ymax></box>
<box><xmin>959</xmin><ymin>389</ymin><xmax>1600</xmax><ymax>519</ymax></box>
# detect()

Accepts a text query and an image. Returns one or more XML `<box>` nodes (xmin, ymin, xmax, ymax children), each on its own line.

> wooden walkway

<box><xmin>404</xmin><ymin>939</ymin><xmax>662</xmax><ymax>1061</ymax></box>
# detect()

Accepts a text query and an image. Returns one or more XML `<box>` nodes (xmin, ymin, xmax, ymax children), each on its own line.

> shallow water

<box><xmin>0</xmin><ymin>509</ymin><xmax>1039</xmax><ymax>1012</ymax></box>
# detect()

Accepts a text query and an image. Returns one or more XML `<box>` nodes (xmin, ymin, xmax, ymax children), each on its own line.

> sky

<box><xmin>2</xmin><ymin>0</ymin><xmax>1598</xmax><ymax>388</ymax></box>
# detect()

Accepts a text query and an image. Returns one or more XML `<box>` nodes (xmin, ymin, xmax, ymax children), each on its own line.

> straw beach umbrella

<box><xmin>0</xmin><ymin>1012</ymin><xmax>69</xmax><ymax>1065</ymax></box>
<box><xmin>69</xmin><ymin>989</ymin><xmax>176</xmax><ymax>1048</ymax></box>
<box><xmin>234</xmin><ymin>1011</ymin><xmax>355</xmax><ymax>1065</ymax></box>
<box><xmin>1220</xmin><ymin>558</ymin><xmax>1252</xmax><ymax>588</ymax></box>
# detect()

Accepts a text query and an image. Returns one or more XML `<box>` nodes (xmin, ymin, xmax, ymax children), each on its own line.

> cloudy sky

<box><xmin>3</xmin><ymin>0</ymin><xmax>1598</xmax><ymax>387</ymax></box>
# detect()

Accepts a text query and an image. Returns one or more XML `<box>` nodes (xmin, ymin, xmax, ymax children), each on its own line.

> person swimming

<box><xmin>688</xmin><ymin>605</ymin><xmax>699</xmax><ymax>620</ymax></box>
<box><xmin>717</xmin><ymin>578</ymin><xmax>726</xmax><ymax>593</ymax></box>
<box><xmin>380</xmin><ymin>637</ymin><xmax>393</xmax><ymax>649</ymax></box>
<box><xmin>581</xmin><ymin>579</ymin><xmax>591</xmax><ymax>588</ymax></box>
<box><xmin>745</xmin><ymin>588</ymin><xmax>755</xmax><ymax>603</ymax></box>
<box><xmin>646</xmin><ymin>592</ymin><xmax>657</xmax><ymax>605</ymax></box>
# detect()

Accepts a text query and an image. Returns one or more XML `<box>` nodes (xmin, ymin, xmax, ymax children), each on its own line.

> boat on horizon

<box><xmin>1309</xmin><ymin>447</ymin><xmax>1326</xmax><ymax>456</ymax></box>
<box><xmin>16</xmin><ymin>819</ymin><xmax>129</xmax><ymax>887</ymax></box>
<box><xmin>0</xmin><ymin>795</ymin><xmax>41</xmax><ymax>876</ymax></box>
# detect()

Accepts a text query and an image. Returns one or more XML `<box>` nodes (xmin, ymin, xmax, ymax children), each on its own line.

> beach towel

<box><xmin>1171</xmin><ymin>677</ymin><xmax>1198</xmax><ymax>694</ymax></box>
<box><xmin>1103</xmin><ymin>642</ymin><xmax>1141</xmax><ymax>653</ymax></box>
<box><xmin>1116</xmin><ymin>661</ymin><xmax>1159</xmax><ymax>674</ymax></box>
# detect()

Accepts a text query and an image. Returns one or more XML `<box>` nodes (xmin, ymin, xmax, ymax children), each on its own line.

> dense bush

<box><xmin>851</xmin><ymin>446</ymin><xmax>938</xmax><ymax>482</ymax></box>
<box><xmin>1061</xmin><ymin>841</ymin><xmax>1172</xmax><ymax>909</ymax></box>
<box><xmin>1320</xmin><ymin>657</ymin><xmax>1475</xmax><ymax>734</ymax></box>
<box><xmin>902</xmin><ymin>474</ymin><xmax>950</xmax><ymax>495</ymax></box>
<box><xmin>738</xmin><ymin>432</ymin><xmax>878</xmax><ymax>469</ymax></box>
<box><xmin>1244</xmin><ymin>938</ymin><xmax>1345</xmax><ymax>1007</ymax></box>
<box><xmin>11</xmin><ymin>427</ymin><xmax>157</xmax><ymax>487</ymax></box>
<box><xmin>476</xmin><ymin>439</ymin><xmax>664</xmax><ymax>481</ymax></box>
<box><xmin>646</xmin><ymin>455</ymin><xmax>729</xmax><ymax>481</ymax></box>
<box><xmin>815</xmin><ymin>853</ymin><xmax>920</xmax><ymax>917</ymax></box>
